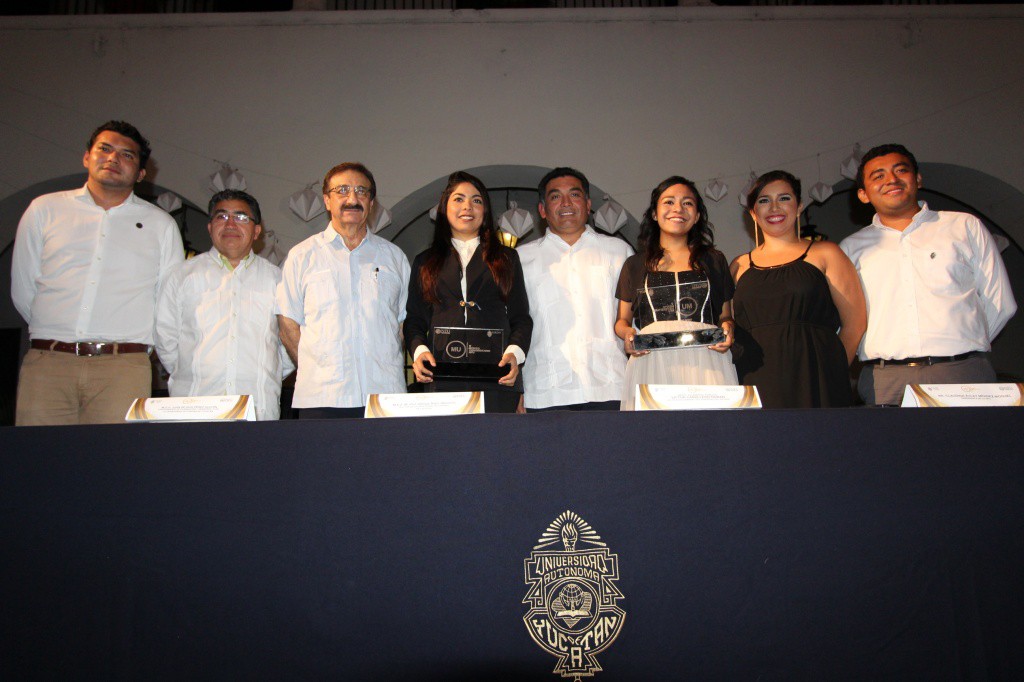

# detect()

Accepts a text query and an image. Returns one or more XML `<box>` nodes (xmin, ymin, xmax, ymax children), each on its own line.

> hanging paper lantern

<box><xmin>704</xmin><ymin>178</ymin><xmax>729</xmax><ymax>202</ymax></box>
<box><xmin>289</xmin><ymin>184</ymin><xmax>326</xmax><ymax>222</ymax></box>
<box><xmin>367</xmin><ymin>202</ymin><xmax>392</xmax><ymax>234</ymax></box>
<box><xmin>809</xmin><ymin>181</ymin><xmax>834</xmax><ymax>204</ymax></box>
<box><xmin>156</xmin><ymin>191</ymin><xmax>182</xmax><ymax>213</ymax></box>
<box><xmin>840</xmin><ymin>144</ymin><xmax>864</xmax><ymax>181</ymax></box>
<box><xmin>739</xmin><ymin>172</ymin><xmax>759</xmax><ymax>206</ymax></box>
<box><xmin>209</xmin><ymin>164</ymin><xmax>247</xmax><ymax>193</ymax></box>
<box><xmin>256</xmin><ymin>229</ymin><xmax>286</xmax><ymax>266</ymax></box>
<box><xmin>429</xmin><ymin>205</ymin><xmax>438</xmax><ymax>222</ymax></box>
<box><xmin>593</xmin><ymin>195</ymin><xmax>627</xmax><ymax>234</ymax></box>
<box><xmin>497</xmin><ymin>200</ymin><xmax>535</xmax><ymax>248</ymax></box>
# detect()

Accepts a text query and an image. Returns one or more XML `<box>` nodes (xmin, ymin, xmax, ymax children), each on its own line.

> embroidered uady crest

<box><xmin>523</xmin><ymin>511</ymin><xmax>625</xmax><ymax>680</ymax></box>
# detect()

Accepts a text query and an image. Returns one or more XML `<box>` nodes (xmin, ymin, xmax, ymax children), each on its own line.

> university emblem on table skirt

<box><xmin>523</xmin><ymin>511</ymin><xmax>625</xmax><ymax>680</ymax></box>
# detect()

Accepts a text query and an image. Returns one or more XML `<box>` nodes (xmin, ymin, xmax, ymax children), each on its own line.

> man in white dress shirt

<box><xmin>156</xmin><ymin>190</ymin><xmax>293</xmax><ymax>420</ymax></box>
<box><xmin>277</xmin><ymin>162</ymin><xmax>411</xmax><ymax>419</ymax></box>
<box><xmin>11</xmin><ymin>120</ymin><xmax>184</xmax><ymax>425</ymax></box>
<box><xmin>519</xmin><ymin>167</ymin><xmax>633</xmax><ymax>411</ymax></box>
<box><xmin>840</xmin><ymin>144</ymin><xmax>1016</xmax><ymax>406</ymax></box>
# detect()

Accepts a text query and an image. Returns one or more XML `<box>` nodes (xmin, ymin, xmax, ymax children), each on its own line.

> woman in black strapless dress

<box><xmin>730</xmin><ymin>171</ymin><xmax>866</xmax><ymax>408</ymax></box>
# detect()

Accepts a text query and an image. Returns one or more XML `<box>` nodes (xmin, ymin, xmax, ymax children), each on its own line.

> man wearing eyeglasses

<box><xmin>155</xmin><ymin>190</ymin><xmax>293</xmax><ymax>420</ymax></box>
<box><xmin>276</xmin><ymin>162</ymin><xmax>411</xmax><ymax>418</ymax></box>
<box><xmin>11</xmin><ymin>120</ymin><xmax>184</xmax><ymax>425</ymax></box>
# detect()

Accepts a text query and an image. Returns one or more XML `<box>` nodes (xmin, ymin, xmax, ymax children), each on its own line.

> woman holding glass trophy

<box><xmin>614</xmin><ymin>176</ymin><xmax>737</xmax><ymax>410</ymax></box>
<box><xmin>404</xmin><ymin>171</ymin><xmax>532</xmax><ymax>413</ymax></box>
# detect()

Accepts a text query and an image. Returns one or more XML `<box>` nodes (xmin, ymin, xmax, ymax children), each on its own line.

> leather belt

<box><xmin>31</xmin><ymin>339</ymin><xmax>150</xmax><ymax>357</ymax></box>
<box><xmin>865</xmin><ymin>351</ymin><xmax>981</xmax><ymax>368</ymax></box>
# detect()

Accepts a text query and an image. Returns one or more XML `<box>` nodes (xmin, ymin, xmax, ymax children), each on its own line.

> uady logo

<box><xmin>523</xmin><ymin>511</ymin><xmax>625</xmax><ymax>680</ymax></box>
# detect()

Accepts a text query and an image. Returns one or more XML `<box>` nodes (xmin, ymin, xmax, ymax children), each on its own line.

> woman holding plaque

<box><xmin>404</xmin><ymin>171</ymin><xmax>532</xmax><ymax>413</ymax></box>
<box><xmin>730</xmin><ymin>170</ymin><xmax>865</xmax><ymax>408</ymax></box>
<box><xmin>615</xmin><ymin>176</ymin><xmax>737</xmax><ymax>410</ymax></box>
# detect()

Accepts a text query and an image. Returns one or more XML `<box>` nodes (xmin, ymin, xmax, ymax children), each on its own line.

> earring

<box><xmin>796</xmin><ymin>214</ymin><xmax>802</xmax><ymax>240</ymax></box>
<box><xmin>753</xmin><ymin>219</ymin><xmax>761</xmax><ymax>248</ymax></box>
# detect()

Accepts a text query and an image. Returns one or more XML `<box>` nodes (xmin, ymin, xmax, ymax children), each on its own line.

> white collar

<box><xmin>451</xmin><ymin>236</ymin><xmax>481</xmax><ymax>257</ymax></box>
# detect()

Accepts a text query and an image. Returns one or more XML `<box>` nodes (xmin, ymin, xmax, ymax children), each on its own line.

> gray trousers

<box><xmin>858</xmin><ymin>353</ymin><xmax>996</xmax><ymax>406</ymax></box>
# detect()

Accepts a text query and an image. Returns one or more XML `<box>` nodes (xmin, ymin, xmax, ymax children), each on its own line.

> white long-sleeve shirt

<box><xmin>155</xmin><ymin>249</ymin><xmax>293</xmax><ymax>420</ymax></box>
<box><xmin>518</xmin><ymin>226</ymin><xmax>633</xmax><ymax>409</ymax></box>
<box><xmin>840</xmin><ymin>203</ymin><xmax>1016</xmax><ymax>361</ymax></box>
<box><xmin>11</xmin><ymin>185</ymin><xmax>183</xmax><ymax>343</ymax></box>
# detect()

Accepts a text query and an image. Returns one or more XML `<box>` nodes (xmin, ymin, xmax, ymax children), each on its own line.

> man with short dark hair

<box><xmin>518</xmin><ymin>167</ymin><xmax>633</xmax><ymax>411</ymax></box>
<box><xmin>11</xmin><ymin>120</ymin><xmax>184</xmax><ymax>425</ymax></box>
<box><xmin>840</xmin><ymin>143</ymin><xmax>1016</xmax><ymax>406</ymax></box>
<box><xmin>155</xmin><ymin>190</ymin><xmax>292</xmax><ymax>420</ymax></box>
<box><xmin>276</xmin><ymin>162</ymin><xmax>410</xmax><ymax>418</ymax></box>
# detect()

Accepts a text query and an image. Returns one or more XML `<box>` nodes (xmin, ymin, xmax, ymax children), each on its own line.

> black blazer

<box><xmin>405</xmin><ymin>243</ymin><xmax>532</xmax><ymax>392</ymax></box>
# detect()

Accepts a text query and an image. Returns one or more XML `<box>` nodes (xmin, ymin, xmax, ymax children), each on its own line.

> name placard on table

<box><xmin>365</xmin><ymin>392</ymin><xmax>485</xmax><ymax>418</ymax></box>
<box><xmin>635</xmin><ymin>384</ymin><xmax>762</xmax><ymax>411</ymax></box>
<box><xmin>901</xmin><ymin>383</ymin><xmax>1024</xmax><ymax>407</ymax></box>
<box><xmin>125</xmin><ymin>395</ymin><xmax>255</xmax><ymax>422</ymax></box>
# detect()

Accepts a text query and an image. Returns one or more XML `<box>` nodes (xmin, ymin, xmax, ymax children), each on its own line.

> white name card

<box><xmin>364</xmin><ymin>391</ymin><xmax>485</xmax><ymax>418</ymax></box>
<box><xmin>635</xmin><ymin>384</ymin><xmax>762</xmax><ymax>411</ymax></box>
<box><xmin>901</xmin><ymin>383</ymin><xmax>1024</xmax><ymax>408</ymax></box>
<box><xmin>125</xmin><ymin>395</ymin><xmax>256</xmax><ymax>422</ymax></box>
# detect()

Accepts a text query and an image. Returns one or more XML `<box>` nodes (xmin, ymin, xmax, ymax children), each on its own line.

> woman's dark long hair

<box><xmin>419</xmin><ymin>171</ymin><xmax>512</xmax><ymax>305</ymax></box>
<box><xmin>637</xmin><ymin>176</ymin><xmax>715</xmax><ymax>273</ymax></box>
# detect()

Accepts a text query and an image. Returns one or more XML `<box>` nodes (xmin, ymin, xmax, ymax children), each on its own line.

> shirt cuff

<box><xmin>505</xmin><ymin>344</ymin><xmax>526</xmax><ymax>366</ymax></box>
<box><xmin>413</xmin><ymin>345</ymin><xmax>431</xmax><ymax>360</ymax></box>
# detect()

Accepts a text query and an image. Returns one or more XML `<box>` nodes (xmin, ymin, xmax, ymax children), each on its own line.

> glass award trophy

<box><xmin>632</xmin><ymin>278</ymin><xmax>725</xmax><ymax>351</ymax></box>
<box><xmin>431</xmin><ymin>326</ymin><xmax>506</xmax><ymax>380</ymax></box>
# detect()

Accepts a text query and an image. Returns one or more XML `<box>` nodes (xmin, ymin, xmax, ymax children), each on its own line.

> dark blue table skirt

<box><xmin>3</xmin><ymin>408</ymin><xmax>1023</xmax><ymax>680</ymax></box>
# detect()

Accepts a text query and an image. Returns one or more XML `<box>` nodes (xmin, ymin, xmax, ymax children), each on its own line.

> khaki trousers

<box><xmin>16</xmin><ymin>349</ymin><xmax>153</xmax><ymax>426</ymax></box>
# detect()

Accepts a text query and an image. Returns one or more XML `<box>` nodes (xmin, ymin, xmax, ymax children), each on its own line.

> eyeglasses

<box><xmin>211</xmin><ymin>210</ymin><xmax>256</xmax><ymax>225</ymax></box>
<box><xmin>327</xmin><ymin>185</ymin><xmax>371</xmax><ymax>198</ymax></box>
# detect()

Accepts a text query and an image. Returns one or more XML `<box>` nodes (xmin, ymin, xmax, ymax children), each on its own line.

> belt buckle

<box><xmin>76</xmin><ymin>342</ymin><xmax>104</xmax><ymax>357</ymax></box>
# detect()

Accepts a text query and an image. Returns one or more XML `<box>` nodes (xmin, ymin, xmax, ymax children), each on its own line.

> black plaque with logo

<box><xmin>431</xmin><ymin>326</ymin><xmax>506</xmax><ymax>380</ymax></box>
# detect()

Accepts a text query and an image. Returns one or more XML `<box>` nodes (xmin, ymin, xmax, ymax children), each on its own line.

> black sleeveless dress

<box><xmin>732</xmin><ymin>242</ymin><xmax>852</xmax><ymax>408</ymax></box>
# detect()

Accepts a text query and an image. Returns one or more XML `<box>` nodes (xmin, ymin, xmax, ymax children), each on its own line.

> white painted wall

<box><xmin>1</xmin><ymin>6</ymin><xmax>1022</xmax><ymax>260</ymax></box>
